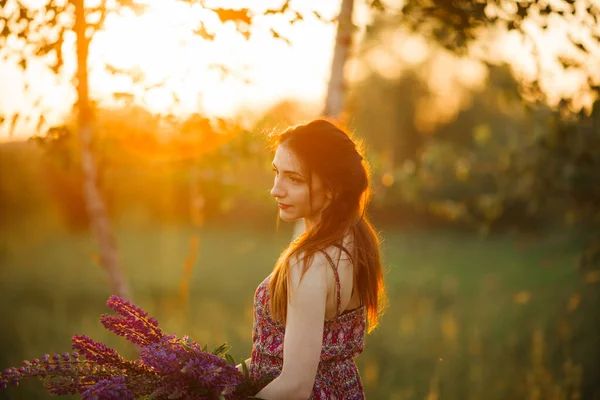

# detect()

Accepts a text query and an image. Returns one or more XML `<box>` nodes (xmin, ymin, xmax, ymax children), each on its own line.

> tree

<box><xmin>0</xmin><ymin>0</ymin><xmax>151</xmax><ymax>299</ymax></box>
<box><xmin>386</xmin><ymin>0</ymin><xmax>600</xmax><ymax>240</ymax></box>
<box><xmin>395</xmin><ymin>0</ymin><xmax>600</xmax><ymax>113</ymax></box>
<box><xmin>353</xmin><ymin>1</ymin><xmax>599</xmax><ymax>218</ymax></box>
<box><xmin>323</xmin><ymin>0</ymin><xmax>356</xmax><ymax>118</ymax></box>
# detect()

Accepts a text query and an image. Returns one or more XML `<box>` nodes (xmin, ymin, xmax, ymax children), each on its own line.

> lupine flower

<box><xmin>81</xmin><ymin>375</ymin><xmax>134</xmax><ymax>400</ymax></box>
<box><xmin>101</xmin><ymin>295</ymin><xmax>164</xmax><ymax>346</ymax></box>
<box><xmin>45</xmin><ymin>377</ymin><xmax>84</xmax><ymax>395</ymax></box>
<box><xmin>0</xmin><ymin>296</ymin><xmax>262</xmax><ymax>399</ymax></box>
<box><xmin>140</xmin><ymin>335</ymin><xmax>243</xmax><ymax>398</ymax></box>
<box><xmin>72</xmin><ymin>335</ymin><xmax>125</xmax><ymax>365</ymax></box>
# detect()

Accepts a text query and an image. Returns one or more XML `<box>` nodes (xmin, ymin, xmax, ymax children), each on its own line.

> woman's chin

<box><xmin>279</xmin><ymin>211</ymin><xmax>299</xmax><ymax>222</ymax></box>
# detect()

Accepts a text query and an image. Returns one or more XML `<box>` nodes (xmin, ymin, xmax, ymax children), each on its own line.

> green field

<box><xmin>0</xmin><ymin>221</ymin><xmax>596</xmax><ymax>399</ymax></box>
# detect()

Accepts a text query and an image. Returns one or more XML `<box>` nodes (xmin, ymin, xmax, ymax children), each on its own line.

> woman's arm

<box><xmin>255</xmin><ymin>255</ymin><xmax>328</xmax><ymax>400</ymax></box>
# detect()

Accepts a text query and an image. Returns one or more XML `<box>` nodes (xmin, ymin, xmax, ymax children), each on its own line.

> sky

<box><xmin>0</xmin><ymin>0</ymin><xmax>372</xmax><ymax>140</ymax></box>
<box><xmin>0</xmin><ymin>0</ymin><xmax>598</xmax><ymax>141</ymax></box>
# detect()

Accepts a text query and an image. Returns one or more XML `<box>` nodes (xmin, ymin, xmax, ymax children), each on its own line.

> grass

<box><xmin>0</xmin><ymin>220</ymin><xmax>596</xmax><ymax>399</ymax></box>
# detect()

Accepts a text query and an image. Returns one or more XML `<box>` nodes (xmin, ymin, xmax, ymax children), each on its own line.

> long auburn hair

<box><xmin>268</xmin><ymin>119</ymin><xmax>387</xmax><ymax>333</ymax></box>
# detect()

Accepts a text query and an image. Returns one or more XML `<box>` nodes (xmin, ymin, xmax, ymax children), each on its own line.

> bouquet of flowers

<box><xmin>0</xmin><ymin>295</ymin><xmax>271</xmax><ymax>399</ymax></box>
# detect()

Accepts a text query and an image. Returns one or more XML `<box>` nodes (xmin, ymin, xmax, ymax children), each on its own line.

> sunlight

<box><xmin>1</xmin><ymin>0</ymin><xmax>598</xmax><ymax>140</ymax></box>
<box><xmin>0</xmin><ymin>0</ymin><xmax>347</xmax><ymax>139</ymax></box>
<box><xmin>89</xmin><ymin>0</ymin><xmax>342</xmax><ymax>116</ymax></box>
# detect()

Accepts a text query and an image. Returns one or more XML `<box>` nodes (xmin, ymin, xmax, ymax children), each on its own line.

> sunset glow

<box><xmin>90</xmin><ymin>0</ymin><xmax>351</xmax><ymax>114</ymax></box>
<box><xmin>0</xmin><ymin>0</ymin><xmax>598</xmax><ymax>140</ymax></box>
<box><xmin>0</xmin><ymin>0</ymin><xmax>352</xmax><ymax>138</ymax></box>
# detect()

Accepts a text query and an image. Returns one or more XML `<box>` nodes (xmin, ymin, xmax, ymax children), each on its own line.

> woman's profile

<box><xmin>239</xmin><ymin>119</ymin><xmax>387</xmax><ymax>399</ymax></box>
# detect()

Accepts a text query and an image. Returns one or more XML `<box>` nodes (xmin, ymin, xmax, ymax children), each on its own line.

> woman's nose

<box><xmin>270</xmin><ymin>179</ymin><xmax>285</xmax><ymax>198</ymax></box>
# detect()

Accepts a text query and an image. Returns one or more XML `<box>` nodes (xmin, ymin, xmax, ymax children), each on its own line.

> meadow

<box><xmin>0</xmin><ymin>216</ymin><xmax>594</xmax><ymax>399</ymax></box>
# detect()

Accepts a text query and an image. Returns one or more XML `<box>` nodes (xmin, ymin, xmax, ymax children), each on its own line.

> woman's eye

<box><xmin>290</xmin><ymin>176</ymin><xmax>302</xmax><ymax>184</ymax></box>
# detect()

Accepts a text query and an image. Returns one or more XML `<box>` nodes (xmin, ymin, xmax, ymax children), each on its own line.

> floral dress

<box><xmin>249</xmin><ymin>252</ymin><xmax>367</xmax><ymax>399</ymax></box>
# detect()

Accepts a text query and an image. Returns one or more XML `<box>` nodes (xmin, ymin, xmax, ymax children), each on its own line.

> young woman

<box><xmin>241</xmin><ymin>119</ymin><xmax>387</xmax><ymax>399</ymax></box>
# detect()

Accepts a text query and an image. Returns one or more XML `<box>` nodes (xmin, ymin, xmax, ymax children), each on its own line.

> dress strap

<box><xmin>333</xmin><ymin>243</ymin><xmax>355</xmax><ymax>299</ymax></box>
<box><xmin>320</xmin><ymin>251</ymin><xmax>341</xmax><ymax>317</ymax></box>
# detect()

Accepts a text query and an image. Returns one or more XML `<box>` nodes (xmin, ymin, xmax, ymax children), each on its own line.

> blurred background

<box><xmin>1</xmin><ymin>0</ymin><xmax>599</xmax><ymax>399</ymax></box>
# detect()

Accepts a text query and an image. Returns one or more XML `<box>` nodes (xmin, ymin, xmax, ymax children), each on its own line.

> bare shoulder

<box><xmin>288</xmin><ymin>251</ymin><xmax>329</xmax><ymax>290</ymax></box>
<box><xmin>320</xmin><ymin>230</ymin><xmax>356</xmax><ymax>267</ymax></box>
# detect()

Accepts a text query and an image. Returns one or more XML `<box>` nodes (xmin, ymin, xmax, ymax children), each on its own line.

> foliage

<box><xmin>0</xmin><ymin>141</ymin><xmax>51</xmax><ymax>225</ymax></box>
<box><xmin>0</xmin><ymin>99</ymin><xmax>326</xmax><ymax>232</ymax></box>
<box><xmin>395</xmin><ymin>0</ymin><xmax>600</xmax><ymax>113</ymax></box>
<box><xmin>22</xmin><ymin>107</ymin><xmax>271</xmax><ymax>228</ymax></box>
<box><xmin>350</xmin><ymin>15</ymin><xmax>600</xmax><ymax>267</ymax></box>
<box><xmin>0</xmin><ymin>295</ymin><xmax>270</xmax><ymax>399</ymax></box>
<box><xmin>399</xmin><ymin>0</ymin><xmax>599</xmax><ymax>49</ymax></box>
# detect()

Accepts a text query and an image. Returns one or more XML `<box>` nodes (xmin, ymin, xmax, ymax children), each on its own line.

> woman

<box><xmin>242</xmin><ymin>119</ymin><xmax>387</xmax><ymax>399</ymax></box>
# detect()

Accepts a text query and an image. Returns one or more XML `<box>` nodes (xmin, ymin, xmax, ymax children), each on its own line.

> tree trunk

<box><xmin>293</xmin><ymin>0</ymin><xmax>355</xmax><ymax>239</ymax></box>
<box><xmin>322</xmin><ymin>0</ymin><xmax>355</xmax><ymax>118</ymax></box>
<box><xmin>74</xmin><ymin>0</ymin><xmax>130</xmax><ymax>299</ymax></box>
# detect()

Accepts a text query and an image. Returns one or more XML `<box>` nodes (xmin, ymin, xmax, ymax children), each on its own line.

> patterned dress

<box><xmin>249</xmin><ymin>252</ymin><xmax>367</xmax><ymax>399</ymax></box>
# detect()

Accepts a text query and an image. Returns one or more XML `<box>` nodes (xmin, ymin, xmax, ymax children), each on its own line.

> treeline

<box><xmin>351</xmin><ymin>63</ymin><xmax>600</xmax><ymax>234</ymax></box>
<box><xmin>1</xmin><ymin>64</ymin><xmax>599</xmax><ymax>244</ymax></box>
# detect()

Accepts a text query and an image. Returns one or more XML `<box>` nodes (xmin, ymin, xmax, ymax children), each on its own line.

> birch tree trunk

<box><xmin>322</xmin><ymin>0</ymin><xmax>355</xmax><ymax>118</ymax></box>
<box><xmin>293</xmin><ymin>0</ymin><xmax>355</xmax><ymax>239</ymax></box>
<box><xmin>75</xmin><ymin>0</ymin><xmax>130</xmax><ymax>299</ymax></box>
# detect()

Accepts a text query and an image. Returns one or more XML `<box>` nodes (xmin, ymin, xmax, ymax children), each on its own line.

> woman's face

<box><xmin>270</xmin><ymin>145</ymin><xmax>331</xmax><ymax>228</ymax></box>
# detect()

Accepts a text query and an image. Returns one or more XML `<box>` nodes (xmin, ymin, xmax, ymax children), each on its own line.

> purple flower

<box><xmin>45</xmin><ymin>377</ymin><xmax>82</xmax><ymax>395</ymax></box>
<box><xmin>0</xmin><ymin>296</ymin><xmax>253</xmax><ymax>399</ymax></box>
<box><xmin>81</xmin><ymin>375</ymin><xmax>134</xmax><ymax>400</ymax></box>
<box><xmin>139</xmin><ymin>336</ymin><xmax>243</xmax><ymax>398</ymax></box>
<box><xmin>181</xmin><ymin>357</ymin><xmax>242</xmax><ymax>396</ymax></box>
<box><xmin>139</xmin><ymin>337</ymin><xmax>183</xmax><ymax>375</ymax></box>
<box><xmin>100</xmin><ymin>296</ymin><xmax>164</xmax><ymax>346</ymax></box>
<box><xmin>72</xmin><ymin>335</ymin><xmax>124</xmax><ymax>365</ymax></box>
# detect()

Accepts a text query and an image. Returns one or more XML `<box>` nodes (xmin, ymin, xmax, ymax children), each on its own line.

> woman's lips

<box><xmin>278</xmin><ymin>203</ymin><xmax>291</xmax><ymax>210</ymax></box>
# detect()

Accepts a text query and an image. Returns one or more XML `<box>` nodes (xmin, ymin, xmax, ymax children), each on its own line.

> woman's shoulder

<box><xmin>291</xmin><ymin>242</ymin><xmax>353</xmax><ymax>270</ymax></box>
<box><xmin>288</xmin><ymin>251</ymin><xmax>329</xmax><ymax>274</ymax></box>
<box><xmin>323</xmin><ymin>230</ymin><xmax>356</xmax><ymax>265</ymax></box>
<box><xmin>287</xmin><ymin>229</ymin><xmax>355</xmax><ymax>274</ymax></box>
<box><xmin>286</xmin><ymin>252</ymin><xmax>329</xmax><ymax>294</ymax></box>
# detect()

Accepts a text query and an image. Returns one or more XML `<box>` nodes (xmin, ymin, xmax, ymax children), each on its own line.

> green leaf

<box><xmin>225</xmin><ymin>353</ymin><xmax>235</xmax><ymax>366</ymax></box>
<box><xmin>241</xmin><ymin>356</ymin><xmax>249</xmax><ymax>379</ymax></box>
<box><xmin>213</xmin><ymin>342</ymin><xmax>231</xmax><ymax>357</ymax></box>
